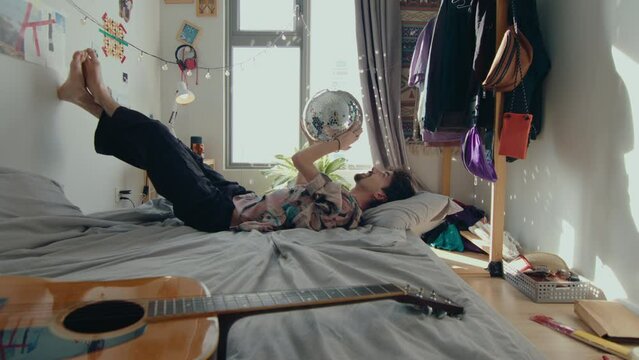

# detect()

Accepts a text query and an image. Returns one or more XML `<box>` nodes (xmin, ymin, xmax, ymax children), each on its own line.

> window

<box><xmin>308</xmin><ymin>0</ymin><xmax>372</xmax><ymax>167</ymax></box>
<box><xmin>227</xmin><ymin>0</ymin><xmax>372</xmax><ymax>168</ymax></box>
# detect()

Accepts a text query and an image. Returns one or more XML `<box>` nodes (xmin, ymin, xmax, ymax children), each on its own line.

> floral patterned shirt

<box><xmin>232</xmin><ymin>174</ymin><xmax>361</xmax><ymax>232</ymax></box>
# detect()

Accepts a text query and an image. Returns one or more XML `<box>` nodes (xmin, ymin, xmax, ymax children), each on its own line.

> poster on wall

<box><xmin>196</xmin><ymin>0</ymin><xmax>217</xmax><ymax>17</ymax></box>
<box><xmin>101</xmin><ymin>12</ymin><xmax>128</xmax><ymax>63</ymax></box>
<box><xmin>0</xmin><ymin>0</ymin><xmax>67</xmax><ymax>74</ymax></box>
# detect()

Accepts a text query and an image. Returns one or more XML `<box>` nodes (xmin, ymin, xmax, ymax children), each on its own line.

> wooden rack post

<box><xmin>488</xmin><ymin>0</ymin><xmax>509</xmax><ymax>277</ymax></box>
<box><xmin>439</xmin><ymin>0</ymin><xmax>508</xmax><ymax>277</ymax></box>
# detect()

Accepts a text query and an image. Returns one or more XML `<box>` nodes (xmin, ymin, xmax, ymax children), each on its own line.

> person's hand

<box><xmin>336</xmin><ymin>123</ymin><xmax>363</xmax><ymax>150</ymax></box>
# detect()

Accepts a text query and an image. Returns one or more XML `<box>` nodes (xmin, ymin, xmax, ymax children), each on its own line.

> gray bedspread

<box><xmin>0</xmin><ymin>199</ymin><xmax>543</xmax><ymax>359</ymax></box>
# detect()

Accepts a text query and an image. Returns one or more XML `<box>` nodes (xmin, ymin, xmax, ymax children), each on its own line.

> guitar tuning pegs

<box><xmin>404</xmin><ymin>284</ymin><xmax>411</xmax><ymax>293</ymax></box>
<box><xmin>417</xmin><ymin>288</ymin><xmax>424</xmax><ymax>298</ymax></box>
<box><xmin>430</xmin><ymin>290</ymin><xmax>437</xmax><ymax>299</ymax></box>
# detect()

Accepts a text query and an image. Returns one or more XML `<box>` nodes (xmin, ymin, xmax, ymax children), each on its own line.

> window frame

<box><xmin>225</xmin><ymin>0</ymin><xmax>310</xmax><ymax>169</ymax></box>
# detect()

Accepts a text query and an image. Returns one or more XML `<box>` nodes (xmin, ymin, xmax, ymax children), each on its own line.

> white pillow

<box><xmin>361</xmin><ymin>191</ymin><xmax>462</xmax><ymax>235</ymax></box>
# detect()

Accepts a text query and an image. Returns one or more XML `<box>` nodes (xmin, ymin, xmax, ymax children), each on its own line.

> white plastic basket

<box><xmin>503</xmin><ymin>261</ymin><xmax>605</xmax><ymax>303</ymax></box>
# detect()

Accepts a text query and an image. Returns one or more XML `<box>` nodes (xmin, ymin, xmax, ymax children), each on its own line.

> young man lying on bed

<box><xmin>57</xmin><ymin>49</ymin><xmax>416</xmax><ymax>233</ymax></box>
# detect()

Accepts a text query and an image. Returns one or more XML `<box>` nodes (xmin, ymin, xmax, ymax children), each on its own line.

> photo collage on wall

<box><xmin>0</xmin><ymin>0</ymin><xmax>67</xmax><ymax>74</ymax></box>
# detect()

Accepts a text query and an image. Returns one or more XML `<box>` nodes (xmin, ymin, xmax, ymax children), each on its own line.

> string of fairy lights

<box><xmin>64</xmin><ymin>0</ymin><xmax>402</xmax><ymax>162</ymax></box>
<box><xmin>65</xmin><ymin>0</ymin><xmax>311</xmax><ymax>80</ymax></box>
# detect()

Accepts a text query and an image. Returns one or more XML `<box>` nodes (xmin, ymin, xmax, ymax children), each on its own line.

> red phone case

<box><xmin>499</xmin><ymin>112</ymin><xmax>533</xmax><ymax>159</ymax></box>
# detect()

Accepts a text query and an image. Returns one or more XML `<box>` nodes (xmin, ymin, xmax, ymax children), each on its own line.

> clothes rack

<box><xmin>439</xmin><ymin>0</ymin><xmax>508</xmax><ymax>277</ymax></box>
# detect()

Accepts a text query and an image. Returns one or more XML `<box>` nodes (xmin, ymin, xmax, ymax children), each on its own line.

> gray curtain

<box><xmin>355</xmin><ymin>0</ymin><xmax>408</xmax><ymax>169</ymax></box>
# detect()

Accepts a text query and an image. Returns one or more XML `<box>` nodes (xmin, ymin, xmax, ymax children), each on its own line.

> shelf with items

<box><xmin>459</xmin><ymin>230</ymin><xmax>491</xmax><ymax>254</ymax></box>
<box><xmin>432</xmin><ymin>247</ymin><xmax>490</xmax><ymax>278</ymax></box>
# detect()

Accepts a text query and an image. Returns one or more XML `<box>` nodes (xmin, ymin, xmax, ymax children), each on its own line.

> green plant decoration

<box><xmin>261</xmin><ymin>145</ymin><xmax>351</xmax><ymax>191</ymax></box>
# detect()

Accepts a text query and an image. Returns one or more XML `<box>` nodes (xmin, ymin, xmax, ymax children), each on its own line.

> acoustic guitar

<box><xmin>0</xmin><ymin>275</ymin><xmax>464</xmax><ymax>360</ymax></box>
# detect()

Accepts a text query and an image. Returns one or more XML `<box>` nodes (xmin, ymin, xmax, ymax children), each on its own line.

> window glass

<box><xmin>239</xmin><ymin>0</ymin><xmax>296</xmax><ymax>32</ymax></box>
<box><xmin>310</xmin><ymin>0</ymin><xmax>372</xmax><ymax>167</ymax></box>
<box><xmin>231</xmin><ymin>47</ymin><xmax>301</xmax><ymax>164</ymax></box>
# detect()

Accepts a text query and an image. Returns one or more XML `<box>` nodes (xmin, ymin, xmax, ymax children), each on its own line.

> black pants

<box><xmin>94</xmin><ymin>107</ymin><xmax>250</xmax><ymax>232</ymax></box>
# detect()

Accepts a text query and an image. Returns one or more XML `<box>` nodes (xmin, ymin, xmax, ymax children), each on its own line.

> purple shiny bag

<box><xmin>461</xmin><ymin>126</ymin><xmax>498</xmax><ymax>182</ymax></box>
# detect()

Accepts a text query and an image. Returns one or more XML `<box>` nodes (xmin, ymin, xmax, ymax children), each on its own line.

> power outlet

<box><xmin>115</xmin><ymin>187</ymin><xmax>134</xmax><ymax>207</ymax></box>
<box><xmin>114</xmin><ymin>187</ymin><xmax>122</xmax><ymax>204</ymax></box>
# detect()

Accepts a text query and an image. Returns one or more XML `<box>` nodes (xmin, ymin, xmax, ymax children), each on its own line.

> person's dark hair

<box><xmin>369</xmin><ymin>168</ymin><xmax>416</xmax><ymax>209</ymax></box>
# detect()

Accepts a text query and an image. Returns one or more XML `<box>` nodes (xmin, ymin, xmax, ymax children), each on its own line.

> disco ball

<box><xmin>301</xmin><ymin>90</ymin><xmax>363</xmax><ymax>142</ymax></box>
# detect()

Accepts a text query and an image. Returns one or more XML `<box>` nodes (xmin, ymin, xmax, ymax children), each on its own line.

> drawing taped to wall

<box><xmin>0</xmin><ymin>0</ymin><xmax>67</xmax><ymax>74</ymax></box>
<box><xmin>196</xmin><ymin>0</ymin><xmax>217</xmax><ymax>17</ymax></box>
<box><xmin>176</xmin><ymin>20</ymin><xmax>201</xmax><ymax>46</ymax></box>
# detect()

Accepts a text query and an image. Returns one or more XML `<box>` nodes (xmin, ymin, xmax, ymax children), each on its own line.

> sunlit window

<box><xmin>309</xmin><ymin>0</ymin><xmax>372</xmax><ymax>167</ymax></box>
<box><xmin>231</xmin><ymin>47</ymin><xmax>300</xmax><ymax>164</ymax></box>
<box><xmin>239</xmin><ymin>0</ymin><xmax>296</xmax><ymax>32</ymax></box>
<box><xmin>227</xmin><ymin>0</ymin><xmax>372</xmax><ymax>168</ymax></box>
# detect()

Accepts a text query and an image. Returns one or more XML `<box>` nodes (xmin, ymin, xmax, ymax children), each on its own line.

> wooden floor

<box><xmin>435</xmin><ymin>249</ymin><xmax>624</xmax><ymax>360</ymax></box>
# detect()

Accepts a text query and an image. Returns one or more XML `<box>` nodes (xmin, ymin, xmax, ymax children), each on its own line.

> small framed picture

<box><xmin>165</xmin><ymin>0</ymin><xmax>193</xmax><ymax>3</ymax></box>
<box><xmin>176</xmin><ymin>20</ymin><xmax>201</xmax><ymax>46</ymax></box>
<box><xmin>196</xmin><ymin>0</ymin><xmax>217</xmax><ymax>17</ymax></box>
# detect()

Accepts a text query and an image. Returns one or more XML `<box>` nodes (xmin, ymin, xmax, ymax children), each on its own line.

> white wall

<box><xmin>159</xmin><ymin>2</ymin><xmax>245</xmax><ymax>185</ymax></box>
<box><xmin>0</xmin><ymin>0</ymin><xmax>161</xmax><ymax>213</ymax></box>
<box><xmin>476</xmin><ymin>0</ymin><xmax>639</xmax><ymax>305</ymax></box>
<box><xmin>406</xmin><ymin>145</ymin><xmax>475</xmax><ymax>204</ymax></box>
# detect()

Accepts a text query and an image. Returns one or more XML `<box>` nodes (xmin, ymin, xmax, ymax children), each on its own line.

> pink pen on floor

<box><xmin>530</xmin><ymin>315</ymin><xmax>634</xmax><ymax>360</ymax></box>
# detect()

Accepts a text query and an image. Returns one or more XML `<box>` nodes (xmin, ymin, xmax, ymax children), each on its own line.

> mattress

<box><xmin>0</xmin><ymin>197</ymin><xmax>543</xmax><ymax>359</ymax></box>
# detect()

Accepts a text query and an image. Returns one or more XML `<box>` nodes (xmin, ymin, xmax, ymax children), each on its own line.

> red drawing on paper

<box><xmin>101</xmin><ymin>12</ymin><xmax>127</xmax><ymax>63</ymax></box>
<box><xmin>16</xmin><ymin>2</ymin><xmax>56</xmax><ymax>57</ymax></box>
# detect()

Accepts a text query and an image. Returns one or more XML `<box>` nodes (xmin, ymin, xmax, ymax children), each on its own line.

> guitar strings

<box><xmin>0</xmin><ymin>284</ymin><xmax>416</xmax><ymax>310</ymax></box>
<box><xmin>2</xmin><ymin>300</ymin><xmax>459</xmax><ymax>325</ymax></box>
<box><xmin>0</xmin><ymin>286</ymin><xmax>451</xmax><ymax>312</ymax></box>
<box><xmin>2</xmin><ymin>290</ymin><xmax>453</xmax><ymax>322</ymax></box>
<box><xmin>1</xmin><ymin>284</ymin><xmax>458</xmax><ymax>324</ymax></box>
<box><xmin>0</xmin><ymin>291</ymin><xmax>405</xmax><ymax>315</ymax></box>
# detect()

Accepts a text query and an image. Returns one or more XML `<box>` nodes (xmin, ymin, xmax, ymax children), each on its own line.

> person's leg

<box><xmin>185</xmin><ymin>150</ymin><xmax>250</xmax><ymax>199</ymax></box>
<box><xmin>77</xmin><ymin>50</ymin><xmax>237</xmax><ymax>232</ymax></box>
<box><xmin>76</xmin><ymin>48</ymin><xmax>246</xmax><ymax>191</ymax></box>
<box><xmin>82</xmin><ymin>49</ymin><xmax>120</xmax><ymax>117</ymax></box>
<box><xmin>57</xmin><ymin>51</ymin><xmax>103</xmax><ymax>119</ymax></box>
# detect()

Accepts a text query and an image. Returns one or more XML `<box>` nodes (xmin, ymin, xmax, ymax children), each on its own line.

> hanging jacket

<box><xmin>422</xmin><ymin>0</ymin><xmax>550</xmax><ymax>141</ymax></box>
<box><xmin>408</xmin><ymin>19</ymin><xmax>435</xmax><ymax>88</ymax></box>
<box><xmin>423</xmin><ymin>0</ymin><xmax>476</xmax><ymax>132</ymax></box>
<box><xmin>504</xmin><ymin>0</ymin><xmax>551</xmax><ymax>139</ymax></box>
<box><xmin>473</xmin><ymin>0</ymin><xmax>497</xmax><ymax>130</ymax></box>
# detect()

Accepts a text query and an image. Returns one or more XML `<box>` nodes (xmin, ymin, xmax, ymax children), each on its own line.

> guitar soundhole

<box><xmin>63</xmin><ymin>300</ymin><xmax>144</xmax><ymax>334</ymax></box>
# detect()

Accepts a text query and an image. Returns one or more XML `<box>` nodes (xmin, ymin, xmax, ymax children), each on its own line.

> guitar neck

<box><xmin>146</xmin><ymin>284</ymin><xmax>406</xmax><ymax>321</ymax></box>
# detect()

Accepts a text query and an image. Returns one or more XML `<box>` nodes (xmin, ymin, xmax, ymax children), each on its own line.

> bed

<box><xmin>0</xmin><ymin>167</ymin><xmax>543</xmax><ymax>359</ymax></box>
